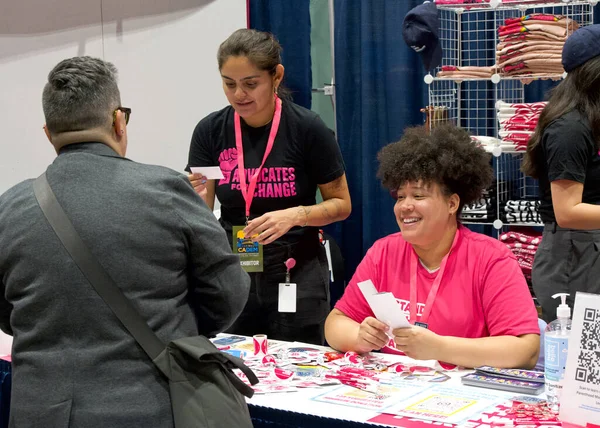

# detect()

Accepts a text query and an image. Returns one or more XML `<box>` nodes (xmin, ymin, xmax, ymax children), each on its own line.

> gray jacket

<box><xmin>0</xmin><ymin>142</ymin><xmax>250</xmax><ymax>427</ymax></box>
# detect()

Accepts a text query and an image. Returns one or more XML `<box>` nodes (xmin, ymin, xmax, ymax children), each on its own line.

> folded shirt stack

<box><xmin>502</xmin><ymin>200</ymin><xmax>542</xmax><ymax>224</ymax></box>
<box><xmin>499</xmin><ymin>230</ymin><xmax>542</xmax><ymax>280</ymax></box>
<box><xmin>434</xmin><ymin>0</ymin><xmax>561</xmax><ymax>5</ymax></box>
<box><xmin>496</xmin><ymin>101</ymin><xmax>546</xmax><ymax>151</ymax></box>
<box><xmin>496</xmin><ymin>13</ymin><xmax>579</xmax><ymax>80</ymax></box>
<box><xmin>460</xmin><ymin>196</ymin><xmax>497</xmax><ymax>222</ymax></box>
<box><xmin>436</xmin><ymin>65</ymin><xmax>496</xmax><ymax>80</ymax></box>
<box><xmin>470</xmin><ymin>135</ymin><xmax>503</xmax><ymax>153</ymax></box>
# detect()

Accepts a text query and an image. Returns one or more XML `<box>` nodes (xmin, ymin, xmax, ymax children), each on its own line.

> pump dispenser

<box><xmin>544</xmin><ymin>293</ymin><xmax>572</xmax><ymax>412</ymax></box>
<box><xmin>554</xmin><ymin>293</ymin><xmax>571</xmax><ymax>319</ymax></box>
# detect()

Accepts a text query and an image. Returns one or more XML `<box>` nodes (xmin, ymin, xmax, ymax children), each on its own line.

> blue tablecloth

<box><xmin>0</xmin><ymin>363</ymin><xmax>379</xmax><ymax>428</ymax></box>
<box><xmin>0</xmin><ymin>360</ymin><xmax>11</xmax><ymax>428</ymax></box>
<box><xmin>248</xmin><ymin>404</ymin><xmax>380</xmax><ymax>428</ymax></box>
<box><xmin>0</xmin><ymin>363</ymin><xmax>384</xmax><ymax>427</ymax></box>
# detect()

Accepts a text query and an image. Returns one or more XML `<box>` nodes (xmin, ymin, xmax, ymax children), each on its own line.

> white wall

<box><xmin>0</xmin><ymin>0</ymin><xmax>245</xmax><ymax>354</ymax></box>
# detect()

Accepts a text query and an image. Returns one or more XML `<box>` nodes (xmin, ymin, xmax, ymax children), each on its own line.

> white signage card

<box><xmin>357</xmin><ymin>280</ymin><xmax>411</xmax><ymax>329</ymax></box>
<box><xmin>189</xmin><ymin>166</ymin><xmax>224</xmax><ymax>180</ymax></box>
<box><xmin>559</xmin><ymin>292</ymin><xmax>600</xmax><ymax>426</ymax></box>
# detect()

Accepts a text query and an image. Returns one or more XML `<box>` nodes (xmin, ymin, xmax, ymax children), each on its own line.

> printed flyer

<box><xmin>384</xmin><ymin>385</ymin><xmax>509</xmax><ymax>424</ymax></box>
<box><xmin>311</xmin><ymin>380</ymin><xmax>430</xmax><ymax>411</ymax></box>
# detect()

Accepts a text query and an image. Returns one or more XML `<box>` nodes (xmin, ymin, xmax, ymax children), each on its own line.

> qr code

<box><xmin>574</xmin><ymin>307</ymin><xmax>600</xmax><ymax>386</ymax></box>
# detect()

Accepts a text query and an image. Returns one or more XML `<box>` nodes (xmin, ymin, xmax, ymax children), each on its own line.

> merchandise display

<box><xmin>426</xmin><ymin>1</ymin><xmax>593</xmax><ymax>233</ymax></box>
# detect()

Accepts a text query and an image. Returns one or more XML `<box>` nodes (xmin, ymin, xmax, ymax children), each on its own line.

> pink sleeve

<box><xmin>334</xmin><ymin>246</ymin><xmax>379</xmax><ymax>323</ymax></box>
<box><xmin>481</xmin><ymin>251</ymin><xmax>540</xmax><ymax>337</ymax></box>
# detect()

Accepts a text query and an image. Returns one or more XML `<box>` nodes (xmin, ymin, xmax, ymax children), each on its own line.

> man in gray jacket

<box><xmin>0</xmin><ymin>56</ymin><xmax>250</xmax><ymax>427</ymax></box>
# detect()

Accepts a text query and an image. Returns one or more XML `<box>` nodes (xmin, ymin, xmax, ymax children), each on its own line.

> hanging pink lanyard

<box><xmin>409</xmin><ymin>228</ymin><xmax>460</xmax><ymax>327</ymax></box>
<box><xmin>234</xmin><ymin>95</ymin><xmax>282</xmax><ymax>219</ymax></box>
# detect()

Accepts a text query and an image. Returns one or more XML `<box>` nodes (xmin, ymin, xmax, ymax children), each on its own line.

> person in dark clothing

<box><xmin>522</xmin><ymin>24</ymin><xmax>600</xmax><ymax>322</ymax></box>
<box><xmin>186</xmin><ymin>29</ymin><xmax>351</xmax><ymax>345</ymax></box>
<box><xmin>0</xmin><ymin>56</ymin><xmax>250</xmax><ymax>427</ymax></box>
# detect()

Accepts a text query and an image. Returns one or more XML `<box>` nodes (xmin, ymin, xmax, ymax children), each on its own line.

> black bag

<box><xmin>33</xmin><ymin>173</ymin><xmax>258</xmax><ymax>428</ymax></box>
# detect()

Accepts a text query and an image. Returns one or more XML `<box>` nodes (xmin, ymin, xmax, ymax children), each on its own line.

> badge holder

<box><xmin>278</xmin><ymin>258</ymin><xmax>297</xmax><ymax>312</ymax></box>
<box><xmin>233</xmin><ymin>226</ymin><xmax>263</xmax><ymax>272</ymax></box>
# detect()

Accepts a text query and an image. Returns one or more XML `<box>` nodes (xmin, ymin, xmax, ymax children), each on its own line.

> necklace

<box><xmin>418</xmin><ymin>258</ymin><xmax>440</xmax><ymax>273</ymax></box>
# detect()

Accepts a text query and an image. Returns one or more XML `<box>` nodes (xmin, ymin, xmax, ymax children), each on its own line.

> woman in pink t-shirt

<box><xmin>325</xmin><ymin>124</ymin><xmax>540</xmax><ymax>369</ymax></box>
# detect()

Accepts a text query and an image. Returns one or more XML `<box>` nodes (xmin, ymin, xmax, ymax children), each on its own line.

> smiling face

<box><xmin>220</xmin><ymin>55</ymin><xmax>284</xmax><ymax>127</ymax></box>
<box><xmin>392</xmin><ymin>180</ymin><xmax>459</xmax><ymax>251</ymax></box>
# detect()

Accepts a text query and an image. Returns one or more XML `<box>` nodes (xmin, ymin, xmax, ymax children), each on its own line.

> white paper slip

<box><xmin>357</xmin><ymin>279</ymin><xmax>411</xmax><ymax>329</ymax></box>
<box><xmin>189</xmin><ymin>166</ymin><xmax>224</xmax><ymax>180</ymax></box>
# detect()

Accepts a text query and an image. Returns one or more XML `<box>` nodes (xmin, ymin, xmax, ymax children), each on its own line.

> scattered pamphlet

<box><xmin>384</xmin><ymin>385</ymin><xmax>510</xmax><ymax>425</ymax></box>
<box><xmin>474</xmin><ymin>366</ymin><xmax>544</xmax><ymax>382</ymax></box>
<box><xmin>461</xmin><ymin>372</ymin><xmax>545</xmax><ymax>395</ymax></box>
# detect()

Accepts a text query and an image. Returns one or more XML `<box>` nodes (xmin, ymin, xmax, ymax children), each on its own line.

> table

<box><xmin>240</xmin><ymin>338</ymin><xmax>524</xmax><ymax>428</ymax></box>
<box><xmin>0</xmin><ymin>339</ymin><xmax>549</xmax><ymax>428</ymax></box>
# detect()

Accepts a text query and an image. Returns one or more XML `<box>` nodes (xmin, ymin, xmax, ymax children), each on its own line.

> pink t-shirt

<box><xmin>335</xmin><ymin>226</ymin><xmax>540</xmax><ymax>343</ymax></box>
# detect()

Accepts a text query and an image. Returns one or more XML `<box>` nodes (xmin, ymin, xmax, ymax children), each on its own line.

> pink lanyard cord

<box><xmin>234</xmin><ymin>95</ymin><xmax>282</xmax><ymax>219</ymax></box>
<box><xmin>409</xmin><ymin>228</ymin><xmax>460</xmax><ymax>325</ymax></box>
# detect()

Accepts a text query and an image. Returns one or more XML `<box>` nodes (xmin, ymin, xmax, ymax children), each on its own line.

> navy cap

<box><xmin>402</xmin><ymin>2</ymin><xmax>443</xmax><ymax>71</ymax></box>
<box><xmin>562</xmin><ymin>24</ymin><xmax>600</xmax><ymax>72</ymax></box>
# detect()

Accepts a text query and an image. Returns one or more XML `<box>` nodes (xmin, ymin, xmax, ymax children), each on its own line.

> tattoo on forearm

<box><xmin>330</xmin><ymin>198</ymin><xmax>342</xmax><ymax>216</ymax></box>
<box><xmin>319</xmin><ymin>199</ymin><xmax>340</xmax><ymax>221</ymax></box>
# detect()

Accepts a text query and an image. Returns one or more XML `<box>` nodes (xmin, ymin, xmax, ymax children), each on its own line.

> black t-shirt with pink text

<box><xmin>186</xmin><ymin>101</ymin><xmax>345</xmax><ymax>242</ymax></box>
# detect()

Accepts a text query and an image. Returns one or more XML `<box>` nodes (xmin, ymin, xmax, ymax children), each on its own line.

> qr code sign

<box><xmin>575</xmin><ymin>307</ymin><xmax>600</xmax><ymax>386</ymax></box>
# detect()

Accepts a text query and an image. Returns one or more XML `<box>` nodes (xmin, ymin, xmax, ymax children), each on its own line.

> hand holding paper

<box><xmin>357</xmin><ymin>280</ymin><xmax>411</xmax><ymax>330</ymax></box>
<box><xmin>356</xmin><ymin>317</ymin><xmax>389</xmax><ymax>353</ymax></box>
<box><xmin>393</xmin><ymin>324</ymin><xmax>442</xmax><ymax>361</ymax></box>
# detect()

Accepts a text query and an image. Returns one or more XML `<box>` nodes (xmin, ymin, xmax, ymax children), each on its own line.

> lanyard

<box><xmin>409</xmin><ymin>228</ymin><xmax>460</xmax><ymax>326</ymax></box>
<box><xmin>234</xmin><ymin>95</ymin><xmax>282</xmax><ymax>219</ymax></box>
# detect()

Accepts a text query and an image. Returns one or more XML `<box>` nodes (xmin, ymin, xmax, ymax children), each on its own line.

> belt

<box><xmin>544</xmin><ymin>222</ymin><xmax>600</xmax><ymax>237</ymax></box>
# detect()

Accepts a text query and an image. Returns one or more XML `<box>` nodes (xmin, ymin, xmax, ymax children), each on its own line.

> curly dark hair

<box><xmin>377</xmin><ymin>124</ymin><xmax>493</xmax><ymax>215</ymax></box>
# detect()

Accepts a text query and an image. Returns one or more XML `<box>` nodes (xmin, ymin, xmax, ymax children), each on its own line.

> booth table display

<box><xmin>0</xmin><ymin>337</ymin><xmax>555</xmax><ymax>427</ymax></box>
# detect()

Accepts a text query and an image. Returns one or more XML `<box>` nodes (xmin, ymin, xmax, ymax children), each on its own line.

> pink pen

<box><xmin>324</xmin><ymin>373</ymin><xmax>364</xmax><ymax>382</ymax></box>
<box><xmin>341</xmin><ymin>379</ymin><xmax>379</xmax><ymax>393</ymax></box>
<box><xmin>339</xmin><ymin>367</ymin><xmax>378</xmax><ymax>378</ymax></box>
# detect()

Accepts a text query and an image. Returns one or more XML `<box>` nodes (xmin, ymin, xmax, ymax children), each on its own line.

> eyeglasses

<box><xmin>113</xmin><ymin>107</ymin><xmax>132</xmax><ymax>125</ymax></box>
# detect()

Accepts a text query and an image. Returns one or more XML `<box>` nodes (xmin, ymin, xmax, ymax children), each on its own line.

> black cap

<box><xmin>402</xmin><ymin>2</ymin><xmax>443</xmax><ymax>71</ymax></box>
<box><xmin>562</xmin><ymin>24</ymin><xmax>600</xmax><ymax>73</ymax></box>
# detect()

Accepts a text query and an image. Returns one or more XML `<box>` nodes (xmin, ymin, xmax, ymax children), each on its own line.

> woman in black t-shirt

<box><xmin>522</xmin><ymin>25</ymin><xmax>600</xmax><ymax>322</ymax></box>
<box><xmin>186</xmin><ymin>29</ymin><xmax>351</xmax><ymax>345</ymax></box>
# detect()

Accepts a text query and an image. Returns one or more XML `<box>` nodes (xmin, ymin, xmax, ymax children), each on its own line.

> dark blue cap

<box><xmin>562</xmin><ymin>24</ymin><xmax>600</xmax><ymax>73</ymax></box>
<box><xmin>402</xmin><ymin>2</ymin><xmax>442</xmax><ymax>71</ymax></box>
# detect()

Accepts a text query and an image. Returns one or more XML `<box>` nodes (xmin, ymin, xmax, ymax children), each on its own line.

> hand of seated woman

<box><xmin>393</xmin><ymin>326</ymin><xmax>442</xmax><ymax>361</ymax></box>
<box><xmin>356</xmin><ymin>317</ymin><xmax>389</xmax><ymax>354</ymax></box>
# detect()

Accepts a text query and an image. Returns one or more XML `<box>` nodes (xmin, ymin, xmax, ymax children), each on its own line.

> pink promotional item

<box><xmin>284</xmin><ymin>258</ymin><xmax>296</xmax><ymax>283</ymax></box>
<box><xmin>253</xmin><ymin>334</ymin><xmax>268</xmax><ymax>358</ymax></box>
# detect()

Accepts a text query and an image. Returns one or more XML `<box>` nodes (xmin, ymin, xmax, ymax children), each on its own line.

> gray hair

<box><xmin>42</xmin><ymin>56</ymin><xmax>121</xmax><ymax>134</ymax></box>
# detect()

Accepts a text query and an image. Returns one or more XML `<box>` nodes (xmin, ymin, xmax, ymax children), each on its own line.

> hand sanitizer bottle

<box><xmin>544</xmin><ymin>293</ymin><xmax>572</xmax><ymax>412</ymax></box>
